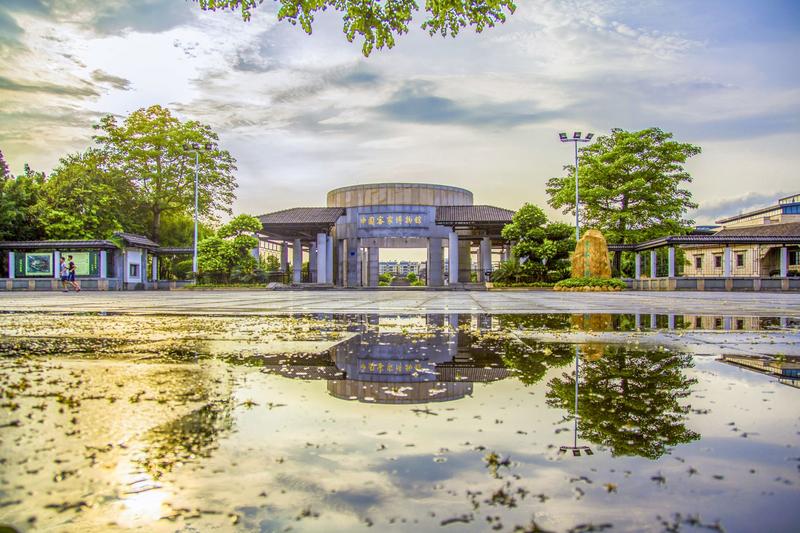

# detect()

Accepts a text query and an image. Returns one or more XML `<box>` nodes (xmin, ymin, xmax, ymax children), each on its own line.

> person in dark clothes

<box><xmin>67</xmin><ymin>255</ymin><xmax>81</xmax><ymax>292</ymax></box>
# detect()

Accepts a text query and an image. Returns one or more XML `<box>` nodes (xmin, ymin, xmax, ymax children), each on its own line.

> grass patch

<box><xmin>553</xmin><ymin>277</ymin><xmax>627</xmax><ymax>291</ymax></box>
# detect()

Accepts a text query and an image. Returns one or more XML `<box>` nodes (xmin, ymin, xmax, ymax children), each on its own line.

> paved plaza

<box><xmin>0</xmin><ymin>289</ymin><xmax>798</xmax><ymax>316</ymax></box>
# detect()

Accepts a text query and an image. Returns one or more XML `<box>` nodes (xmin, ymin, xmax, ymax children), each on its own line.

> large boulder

<box><xmin>571</xmin><ymin>229</ymin><xmax>612</xmax><ymax>279</ymax></box>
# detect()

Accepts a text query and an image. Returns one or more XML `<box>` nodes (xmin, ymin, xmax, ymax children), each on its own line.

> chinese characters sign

<box><xmin>358</xmin><ymin>359</ymin><xmax>432</xmax><ymax>375</ymax></box>
<box><xmin>359</xmin><ymin>214</ymin><xmax>425</xmax><ymax>227</ymax></box>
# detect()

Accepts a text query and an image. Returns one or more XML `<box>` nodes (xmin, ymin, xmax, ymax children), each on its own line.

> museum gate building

<box><xmin>258</xmin><ymin>183</ymin><xmax>515</xmax><ymax>287</ymax></box>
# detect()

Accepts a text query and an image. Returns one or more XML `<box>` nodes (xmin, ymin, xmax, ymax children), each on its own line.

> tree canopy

<box><xmin>195</xmin><ymin>0</ymin><xmax>517</xmax><ymax>56</ymax></box>
<box><xmin>198</xmin><ymin>214</ymin><xmax>262</xmax><ymax>282</ymax></box>
<box><xmin>546</xmin><ymin>345</ymin><xmax>700</xmax><ymax>459</ymax></box>
<box><xmin>546</xmin><ymin>128</ymin><xmax>700</xmax><ymax>245</ymax></box>
<box><xmin>0</xmin><ymin>164</ymin><xmax>47</xmax><ymax>242</ymax></box>
<box><xmin>94</xmin><ymin>105</ymin><xmax>237</xmax><ymax>243</ymax></box>
<box><xmin>495</xmin><ymin>203</ymin><xmax>574</xmax><ymax>283</ymax></box>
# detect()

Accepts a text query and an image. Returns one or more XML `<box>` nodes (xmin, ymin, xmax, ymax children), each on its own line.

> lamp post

<box><xmin>183</xmin><ymin>142</ymin><xmax>213</xmax><ymax>277</ymax></box>
<box><xmin>559</xmin><ymin>131</ymin><xmax>594</xmax><ymax>241</ymax></box>
<box><xmin>559</xmin><ymin>345</ymin><xmax>593</xmax><ymax>457</ymax></box>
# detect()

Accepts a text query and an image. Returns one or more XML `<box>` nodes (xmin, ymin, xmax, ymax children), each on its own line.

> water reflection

<box><xmin>546</xmin><ymin>345</ymin><xmax>700</xmax><ymax>459</ymax></box>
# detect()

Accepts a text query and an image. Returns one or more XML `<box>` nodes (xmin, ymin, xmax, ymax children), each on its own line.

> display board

<box><xmin>23</xmin><ymin>253</ymin><xmax>53</xmax><ymax>277</ymax></box>
<box><xmin>60</xmin><ymin>251</ymin><xmax>100</xmax><ymax>276</ymax></box>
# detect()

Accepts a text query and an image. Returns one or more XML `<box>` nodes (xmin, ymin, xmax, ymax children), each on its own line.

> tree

<box><xmin>0</xmin><ymin>163</ymin><xmax>47</xmax><ymax>241</ymax></box>
<box><xmin>93</xmin><ymin>105</ymin><xmax>237</xmax><ymax>243</ymax></box>
<box><xmin>196</xmin><ymin>0</ymin><xmax>517</xmax><ymax>56</ymax></box>
<box><xmin>198</xmin><ymin>214</ymin><xmax>261</xmax><ymax>282</ymax></box>
<box><xmin>546</xmin><ymin>128</ymin><xmax>700</xmax><ymax>246</ymax></box>
<box><xmin>0</xmin><ymin>149</ymin><xmax>9</xmax><ymax>180</ymax></box>
<box><xmin>498</xmin><ymin>203</ymin><xmax>575</xmax><ymax>282</ymax></box>
<box><xmin>546</xmin><ymin>345</ymin><xmax>700</xmax><ymax>460</ymax></box>
<box><xmin>34</xmin><ymin>149</ymin><xmax>143</xmax><ymax>240</ymax></box>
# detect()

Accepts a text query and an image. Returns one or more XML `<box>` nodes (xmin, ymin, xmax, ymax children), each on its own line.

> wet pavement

<box><xmin>0</xmin><ymin>312</ymin><xmax>798</xmax><ymax>532</ymax></box>
<box><xmin>1</xmin><ymin>289</ymin><xmax>799</xmax><ymax>316</ymax></box>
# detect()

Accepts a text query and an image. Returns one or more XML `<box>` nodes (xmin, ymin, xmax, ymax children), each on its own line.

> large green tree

<box><xmin>93</xmin><ymin>105</ymin><xmax>237</xmax><ymax>243</ymax></box>
<box><xmin>33</xmin><ymin>149</ymin><xmax>143</xmax><ymax>240</ymax></box>
<box><xmin>0</xmin><ymin>163</ymin><xmax>47</xmax><ymax>241</ymax></box>
<box><xmin>546</xmin><ymin>128</ymin><xmax>700</xmax><ymax>245</ymax></box>
<box><xmin>546</xmin><ymin>345</ymin><xmax>700</xmax><ymax>460</ymax></box>
<box><xmin>497</xmin><ymin>203</ymin><xmax>574</xmax><ymax>282</ymax></box>
<box><xmin>196</xmin><ymin>0</ymin><xmax>516</xmax><ymax>56</ymax></box>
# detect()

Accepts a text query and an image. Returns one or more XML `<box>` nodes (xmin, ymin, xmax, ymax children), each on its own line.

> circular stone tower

<box><xmin>327</xmin><ymin>183</ymin><xmax>473</xmax><ymax>208</ymax></box>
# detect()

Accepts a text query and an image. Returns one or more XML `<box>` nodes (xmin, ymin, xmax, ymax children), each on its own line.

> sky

<box><xmin>0</xmin><ymin>0</ymin><xmax>798</xmax><ymax>228</ymax></box>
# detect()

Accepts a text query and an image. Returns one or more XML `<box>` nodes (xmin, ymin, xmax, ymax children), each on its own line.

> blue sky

<box><xmin>0</xmin><ymin>0</ymin><xmax>798</xmax><ymax>226</ymax></box>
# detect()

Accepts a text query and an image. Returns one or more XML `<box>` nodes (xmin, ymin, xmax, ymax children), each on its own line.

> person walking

<box><xmin>59</xmin><ymin>257</ymin><xmax>70</xmax><ymax>292</ymax></box>
<box><xmin>67</xmin><ymin>255</ymin><xmax>81</xmax><ymax>292</ymax></box>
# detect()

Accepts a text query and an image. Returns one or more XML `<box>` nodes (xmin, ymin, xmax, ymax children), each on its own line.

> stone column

<box><xmin>7</xmin><ymin>251</ymin><xmax>14</xmax><ymax>279</ymax></box>
<box><xmin>280</xmin><ymin>242</ymin><xmax>289</xmax><ymax>271</ymax></box>
<box><xmin>649</xmin><ymin>250</ymin><xmax>657</xmax><ymax>278</ymax></box>
<box><xmin>100</xmin><ymin>250</ymin><xmax>107</xmax><ymax>279</ymax></box>
<box><xmin>326</xmin><ymin>235</ymin><xmax>334</xmax><ymax>285</ymax></box>
<box><xmin>151</xmin><ymin>255</ymin><xmax>158</xmax><ymax>282</ymax></box>
<box><xmin>346</xmin><ymin>238</ymin><xmax>360</xmax><ymax>287</ymax></box>
<box><xmin>668</xmin><ymin>246</ymin><xmax>675</xmax><ymax>278</ymax></box>
<box><xmin>367</xmin><ymin>247</ymin><xmax>379</xmax><ymax>287</ymax></box>
<box><xmin>315</xmin><ymin>233</ymin><xmax>327</xmax><ymax>284</ymax></box>
<box><xmin>458</xmin><ymin>240</ymin><xmax>471</xmax><ymax>282</ymax></box>
<box><xmin>292</xmin><ymin>238</ymin><xmax>303</xmax><ymax>283</ymax></box>
<box><xmin>427</xmin><ymin>238</ymin><xmax>443</xmax><ymax>287</ymax></box>
<box><xmin>634</xmin><ymin>252</ymin><xmax>641</xmax><ymax>279</ymax></box>
<box><xmin>480</xmin><ymin>237</ymin><xmax>492</xmax><ymax>282</ymax></box>
<box><xmin>308</xmin><ymin>242</ymin><xmax>317</xmax><ymax>283</ymax></box>
<box><xmin>448</xmin><ymin>231</ymin><xmax>459</xmax><ymax>286</ymax></box>
<box><xmin>53</xmin><ymin>251</ymin><xmax>60</xmax><ymax>280</ymax></box>
<box><xmin>723</xmin><ymin>246</ymin><xmax>732</xmax><ymax>277</ymax></box>
<box><xmin>780</xmin><ymin>246</ymin><xmax>788</xmax><ymax>277</ymax></box>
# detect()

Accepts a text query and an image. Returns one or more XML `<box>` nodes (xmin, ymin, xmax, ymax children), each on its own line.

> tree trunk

<box><xmin>151</xmin><ymin>208</ymin><xmax>161</xmax><ymax>243</ymax></box>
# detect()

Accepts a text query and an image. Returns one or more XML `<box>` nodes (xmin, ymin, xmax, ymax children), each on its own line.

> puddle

<box><xmin>0</xmin><ymin>313</ymin><xmax>798</xmax><ymax>532</ymax></box>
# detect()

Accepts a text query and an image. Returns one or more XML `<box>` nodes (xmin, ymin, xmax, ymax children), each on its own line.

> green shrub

<box><xmin>491</xmin><ymin>281</ymin><xmax>555</xmax><ymax>288</ymax></box>
<box><xmin>554</xmin><ymin>277</ymin><xmax>627</xmax><ymax>291</ymax></box>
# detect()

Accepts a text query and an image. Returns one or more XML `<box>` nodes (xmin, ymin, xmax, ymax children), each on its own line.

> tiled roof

<box><xmin>114</xmin><ymin>232</ymin><xmax>159</xmax><ymax>248</ymax></box>
<box><xmin>258</xmin><ymin>207</ymin><xmax>345</xmax><ymax>225</ymax></box>
<box><xmin>715</xmin><ymin>222</ymin><xmax>800</xmax><ymax>238</ymax></box>
<box><xmin>435</xmin><ymin>205</ymin><xmax>515</xmax><ymax>225</ymax></box>
<box><xmin>0</xmin><ymin>240</ymin><xmax>117</xmax><ymax>250</ymax></box>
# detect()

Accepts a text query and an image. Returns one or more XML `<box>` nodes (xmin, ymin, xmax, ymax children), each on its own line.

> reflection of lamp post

<box><xmin>559</xmin><ymin>132</ymin><xmax>594</xmax><ymax>241</ymax></box>
<box><xmin>183</xmin><ymin>142</ymin><xmax>213</xmax><ymax>276</ymax></box>
<box><xmin>559</xmin><ymin>345</ymin><xmax>593</xmax><ymax>457</ymax></box>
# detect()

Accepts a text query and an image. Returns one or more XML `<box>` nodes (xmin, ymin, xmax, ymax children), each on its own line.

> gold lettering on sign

<box><xmin>414</xmin><ymin>215</ymin><xmax>422</xmax><ymax>224</ymax></box>
<box><xmin>376</xmin><ymin>215</ymin><xmax>384</xmax><ymax>225</ymax></box>
<box><xmin>386</xmin><ymin>215</ymin><xmax>393</xmax><ymax>224</ymax></box>
<box><xmin>405</xmin><ymin>216</ymin><xmax>413</xmax><ymax>224</ymax></box>
<box><xmin>360</xmin><ymin>216</ymin><xmax>367</xmax><ymax>224</ymax></box>
<box><xmin>368</xmin><ymin>216</ymin><xmax>375</xmax><ymax>225</ymax></box>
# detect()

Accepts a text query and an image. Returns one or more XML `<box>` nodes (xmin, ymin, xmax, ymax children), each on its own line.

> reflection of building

<box><xmin>257</xmin><ymin>183</ymin><xmax>514</xmax><ymax>287</ymax></box>
<box><xmin>259</xmin><ymin>314</ymin><xmax>512</xmax><ymax>404</ymax></box>
<box><xmin>720</xmin><ymin>354</ymin><xmax>800</xmax><ymax>389</ymax></box>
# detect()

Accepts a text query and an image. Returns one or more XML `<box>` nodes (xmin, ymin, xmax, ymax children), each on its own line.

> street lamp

<box><xmin>559</xmin><ymin>345</ymin><xmax>593</xmax><ymax>457</ymax></box>
<box><xmin>559</xmin><ymin>131</ymin><xmax>594</xmax><ymax>241</ymax></box>
<box><xmin>183</xmin><ymin>142</ymin><xmax>213</xmax><ymax>277</ymax></box>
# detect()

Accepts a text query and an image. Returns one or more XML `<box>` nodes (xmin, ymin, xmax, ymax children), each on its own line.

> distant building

<box><xmin>379</xmin><ymin>261</ymin><xmax>423</xmax><ymax>277</ymax></box>
<box><xmin>682</xmin><ymin>193</ymin><xmax>800</xmax><ymax>277</ymax></box>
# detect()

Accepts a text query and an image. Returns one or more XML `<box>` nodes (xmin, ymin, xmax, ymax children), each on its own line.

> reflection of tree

<box><xmin>139</xmin><ymin>399</ymin><xmax>234</xmax><ymax>480</ymax></box>
<box><xmin>546</xmin><ymin>346</ymin><xmax>699</xmax><ymax>459</ymax></box>
<box><xmin>497</xmin><ymin>340</ymin><xmax>574</xmax><ymax>386</ymax></box>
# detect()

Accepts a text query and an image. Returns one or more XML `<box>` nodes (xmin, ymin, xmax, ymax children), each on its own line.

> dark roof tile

<box><xmin>258</xmin><ymin>207</ymin><xmax>345</xmax><ymax>225</ymax></box>
<box><xmin>435</xmin><ymin>205</ymin><xmax>515</xmax><ymax>225</ymax></box>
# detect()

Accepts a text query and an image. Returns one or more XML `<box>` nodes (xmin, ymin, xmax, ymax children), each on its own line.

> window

<box><xmin>695</xmin><ymin>317</ymin><xmax>702</xmax><ymax>328</ymax></box>
<box><xmin>694</xmin><ymin>256</ymin><xmax>703</xmax><ymax>269</ymax></box>
<box><xmin>129</xmin><ymin>263</ymin><xmax>139</xmax><ymax>278</ymax></box>
<box><xmin>713</xmin><ymin>255</ymin><xmax>722</xmax><ymax>268</ymax></box>
<box><xmin>790</xmin><ymin>250</ymin><xmax>800</xmax><ymax>266</ymax></box>
<box><xmin>736</xmin><ymin>252</ymin><xmax>745</xmax><ymax>268</ymax></box>
<box><xmin>736</xmin><ymin>319</ymin><xmax>744</xmax><ymax>330</ymax></box>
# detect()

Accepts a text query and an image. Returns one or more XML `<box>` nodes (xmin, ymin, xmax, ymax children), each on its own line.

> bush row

<box><xmin>553</xmin><ymin>277</ymin><xmax>627</xmax><ymax>291</ymax></box>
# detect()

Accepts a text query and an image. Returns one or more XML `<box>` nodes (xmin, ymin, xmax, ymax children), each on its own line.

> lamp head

<box><xmin>585</xmin><ymin>133</ymin><xmax>594</xmax><ymax>141</ymax></box>
<box><xmin>559</xmin><ymin>132</ymin><xmax>568</xmax><ymax>142</ymax></box>
<box><xmin>573</xmin><ymin>131</ymin><xmax>582</xmax><ymax>140</ymax></box>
